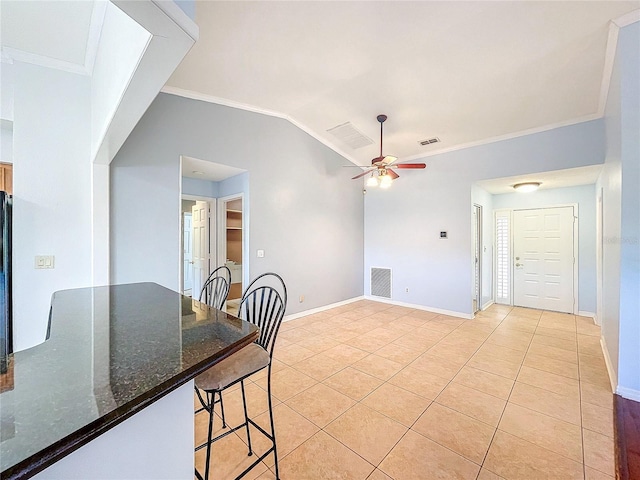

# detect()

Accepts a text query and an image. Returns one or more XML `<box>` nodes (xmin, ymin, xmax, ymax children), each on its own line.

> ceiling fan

<box><xmin>345</xmin><ymin>114</ymin><xmax>426</xmax><ymax>188</ymax></box>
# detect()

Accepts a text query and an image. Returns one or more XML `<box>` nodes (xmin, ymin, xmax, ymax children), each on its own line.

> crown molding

<box><xmin>612</xmin><ymin>8</ymin><xmax>640</xmax><ymax>28</ymax></box>
<box><xmin>400</xmin><ymin>113</ymin><xmax>602</xmax><ymax>162</ymax></box>
<box><xmin>160</xmin><ymin>86</ymin><xmax>360</xmax><ymax>166</ymax></box>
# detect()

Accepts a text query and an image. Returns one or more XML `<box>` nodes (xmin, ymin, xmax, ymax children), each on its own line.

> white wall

<box><xmin>365</xmin><ymin>119</ymin><xmax>605</xmax><ymax>317</ymax></box>
<box><xmin>492</xmin><ymin>184</ymin><xmax>597</xmax><ymax>314</ymax></box>
<box><xmin>11</xmin><ymin>63</ymin><xmax>92</xmax><ymax>351</ymax></box>
<box><xmin>91</xmin><ymin>2</ymin><xmax>151</xmax><ymax>161</ymax></box>
<box><xmin>111</xmin><ymin>94</ymin><xmax>364</xmax><ymax>314</ymax></box>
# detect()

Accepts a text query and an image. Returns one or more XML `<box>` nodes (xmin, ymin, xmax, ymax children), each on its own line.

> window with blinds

<box><xmin>495</xmin><ymin>211</ymin><xmax>511</xmax><ymax>304</ymax></box>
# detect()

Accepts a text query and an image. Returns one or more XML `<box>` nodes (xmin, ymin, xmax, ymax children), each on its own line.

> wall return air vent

<box><xmin>370</xmin><ymin>267</ymin><xmax>392</xmax><ymax>299</ymax></box>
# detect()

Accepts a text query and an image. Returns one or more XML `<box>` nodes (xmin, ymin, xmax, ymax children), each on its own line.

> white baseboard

<box><xmin>482</xmin><ymin>300</ymin><xmax>494</xmax><ymax>311</ymax></box>
<box><xmin>600</xmin><ymin>336</ymin><xmax>618</xmax><ymax>394</ymax></box>
<box><xmin>578</xmin><ymin>311</ymin><xmax>596</xmax><ymax>320</ymax></box>
<box><xmin>283</xmin><ymin>296</ymin><xmax>364</xmax><ymax>322</ymax></box>
<box><xmin>616</xmin><ymin>386</ymin><xmax>640</xmax><ymax>402</ymax></box>
<box><xmin>363</xmin><ymin>296</ymin><xmax>473</xmax><ymax>320</ymax></box>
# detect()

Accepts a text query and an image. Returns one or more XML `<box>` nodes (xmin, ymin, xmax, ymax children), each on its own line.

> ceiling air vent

<box><xmin>327</xmin><ymin>122</ymin><xmax>374</xmax><ymax>150</ymax></box>
<box><xmin>419</xmin><ymin>137</ymin><xmax>440</xmax><ymax>146</ymax></box>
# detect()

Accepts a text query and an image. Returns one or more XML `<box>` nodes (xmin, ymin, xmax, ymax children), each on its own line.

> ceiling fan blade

<box><xmin>386</xmin><ymin>168</ymin><xmax>399</xmax><ymax>180</ymax></box>
<box><xmin>382</xmin><ymin>155</ymin><xmax>398</xmax><ymax>165</ymax></box>
<box><xmin>352</xmin><ymin>168</ymin><xmax>375</xmax><ymax>180</ymax></box>
<box><xmin>343</xmin><ymin>165</ymin><xmax>378</xmax><ymax>167</ymax></box>
<box><xmin>394</xmin><ymin>163</ymin><xmax>426</xmax><ymax>169</ymax></box>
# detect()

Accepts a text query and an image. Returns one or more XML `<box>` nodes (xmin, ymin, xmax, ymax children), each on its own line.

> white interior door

<box><xmin>513</xmin><ymin>206</ymin><xmax>575</xmax><ymax>313</ymax></box>
<box><xmin>182</xmin><ymin>213</ymin><xmax>193</xmax><ymax>294</ymax></box>
<box><xmin>191</xmin><ymin>201</ymin><xmax>210</xmax><ymax>298</ymax></box>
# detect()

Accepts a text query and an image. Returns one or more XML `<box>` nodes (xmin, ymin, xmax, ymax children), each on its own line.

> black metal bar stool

<box><xmin>194</xmin><ymin>272</ymin><xmax>287</xmax><ymax>480</ymax></box>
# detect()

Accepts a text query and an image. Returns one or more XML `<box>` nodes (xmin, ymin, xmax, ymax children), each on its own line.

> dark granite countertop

<box><xmin>0</xmin><ymin>283</ymin><xmax>258</xmax><ymax>480</ymax></box>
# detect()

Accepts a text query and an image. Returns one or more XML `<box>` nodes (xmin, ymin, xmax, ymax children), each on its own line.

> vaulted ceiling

<box><xmin>166</xmin><ymin>1</ymin><xmax>639</xmax><ymax>165</ymax></box>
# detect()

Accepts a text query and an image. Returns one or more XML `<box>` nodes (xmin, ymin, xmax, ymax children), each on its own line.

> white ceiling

<box><xmin>182</xmin><ymin>156</ymin><xmax>246</xmax><ymax>182</ymax></box>
<box><xmin>1</xmin><ymin>1</ymin><xmax>96</xmax><ymax>66</ymax></box>
<box><xmin>476</xmin><ymin>165</ymin><xmax>604</xmax><ymax>195</ymax></box>
<box><xmin>167</xmin><ymin>1</ymin><xmax>639</xmax><ymax>165</ymax></box>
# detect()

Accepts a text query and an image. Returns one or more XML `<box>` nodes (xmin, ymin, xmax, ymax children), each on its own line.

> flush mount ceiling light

<box><xmin>192</xmin><ymin>170</ymin><xmax>205</xmax><ymax>175</ymax></box>
<box><xmin>513</xmin><ymin>182</ymin><xmax>541</xmax><ymax>193</ymax></box>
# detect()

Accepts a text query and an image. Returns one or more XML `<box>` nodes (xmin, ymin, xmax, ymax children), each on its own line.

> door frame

<box><xmin>216</xmin><ymin>193</ymin><xmax>248</xmax><ymax>293</ymax></box>
<box><xmin>493</xmin><ymin>203</ymin><xmax>579</xmax><ymax>314</ymax></box>
<box><xmin>472</xmin><ymin>204</ymin><xmax>482</xmax><ymax>313</ymax></box>
<box><xmin>179</xmin><ymin>194</ymin><xmax>217</xmax><ymax>298</ymax></box>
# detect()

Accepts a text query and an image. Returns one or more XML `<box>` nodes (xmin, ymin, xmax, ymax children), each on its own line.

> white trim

<box><xmin>577</xmin><ymin>311</ymin><xmax>596</xmax><ymax>320</ymax></box>
<box><xmin>616</xmin><ymin>386</ymin><xmax>640</xmax><ymax>402</ymax></box>
<box><xmin>400</xmin><ymin>114</ymin><xmax>601</xmax><ymax>162</ymax></box>
<box><xmin>482</xmin><ymin>300</ymin><xmax>494</xmax><ymax>311</ymax></box>
<box><xmin>612</xmin><ymin>8</ymin><xmax>640</xmax><ymax>28</ymax></box>
<box><xmin>84</xmin><ymin>0</ymin><xmax>108</xmax><ymax>76</ymax></box>
<box><xmin>598</xmin><ymin>23</ymin><xmax>620</xmax><ymax>116</ymax></box>
<box><xmin>1</xmin><ymin>46</ymin><xmax>89</xmax><ymax>75</ymax></box>
<box><xmin>160</xmin><ymin>86</ymin><xmax>362</xmax><ymax>166</ymax></box>
<box><xmin>283</xmin><ymin>296</ymin><xmax>365</xmax><ymax>322</ymax></box>
<box><xmin>600</xmin><ymin>336</ymin><xmax>618</xmax><ymax>394</ymax></box>
<box><xmin>363</xmin><ymin>296</ymin><xmax>473</xmax><ymax>320</ymax></box>
<box><xmin>151</xmin><ymin>0</ymin><xmax>199</xmax><ymax>41</ymax></box>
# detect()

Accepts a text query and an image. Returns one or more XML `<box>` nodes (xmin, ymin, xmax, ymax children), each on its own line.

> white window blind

<box><xmin>495</xmin><ymin>211</ymin><xmax>511</xmax><ymax>304</ymax></box>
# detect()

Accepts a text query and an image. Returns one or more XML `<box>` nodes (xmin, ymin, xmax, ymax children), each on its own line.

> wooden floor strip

<box><xmin>615</xmin><ymin>394</ymin><xmax>640</xmax><ymax>480</ymax></box>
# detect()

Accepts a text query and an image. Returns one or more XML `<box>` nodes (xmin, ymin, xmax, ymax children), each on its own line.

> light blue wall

<box><xmin>365</xmin><ymin>119</ymin><xmax>605</xmax><ymax>316</ymax></box>
<box><xmin>617</xmin><ymin>22</ymin><xmax>640</xmax><ymax>395</ymax></box>
<box><xmin>111</xmin><ymin>94</ymin><xmax>364</xmax><ymax>315</ymax></box>
<box><xmin>173</xmin><ymin>0</ymin><xmax>195</xmax><ymax>20</ymax></box>
<box><xmin>181</xmin><ymin>176</ymin><xmax>219</xmax><ymax>198</ymax></box>
<box><xmin>493</xmin><ymin>184</ymin><xmax>597</xmax><ymax>314</ymax></box>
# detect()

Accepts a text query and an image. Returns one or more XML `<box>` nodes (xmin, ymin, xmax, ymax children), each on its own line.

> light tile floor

<box><xmin>195</xmin><ymin>300</ymin><xmax>614</xmax><ymax>479</ymax></box>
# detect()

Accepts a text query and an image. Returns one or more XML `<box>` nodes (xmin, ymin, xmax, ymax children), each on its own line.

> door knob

<box><xmin>516</xmin><ymin>263</ymin><xmax>522</xmax><ymax>267</ymax></box>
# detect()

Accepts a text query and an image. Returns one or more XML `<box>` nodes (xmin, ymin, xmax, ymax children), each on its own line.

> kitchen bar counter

<box><xmin>0</xmin><ymin>283</ymin><xmax>258</xmax><ymax>479</ymax></box>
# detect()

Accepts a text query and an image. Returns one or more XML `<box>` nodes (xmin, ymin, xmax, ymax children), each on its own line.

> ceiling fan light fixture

<box><xmin>513</xmin><ymin>182</ymin><xmax>541</xmax><ymax>193</ymax></box>
<box><xmin>366</xmin><ymin>174</ymin><xmax>379</xmax><ymax>187</ymax></box>
<box><xmin>379</xmin><ymin>174</ymin><xmax>393</xmax><ymax>189</ymax></box>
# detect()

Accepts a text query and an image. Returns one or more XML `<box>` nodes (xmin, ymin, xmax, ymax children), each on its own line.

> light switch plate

<box><xmin>257</xmin><ymin>249</ymin><xmax>265</xmax><ymax>258</ymax></box>
<box><xmin>35</xmin><ymin>255</ymin><xmax>55</xmax><ymax>269</ymax></box>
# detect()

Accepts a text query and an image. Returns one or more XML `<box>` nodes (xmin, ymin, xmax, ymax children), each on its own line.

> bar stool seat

<box><xmin>195</xmin><ymin>343</ymin><xmax>269</xmax><ymax>392</ymax></box>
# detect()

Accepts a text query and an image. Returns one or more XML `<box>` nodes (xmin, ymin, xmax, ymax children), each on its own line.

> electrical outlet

<box><xmin>405</xmin><ymin>287</ymin><xmax>409</xmax><ymax>293</ymax></box>
<box><xmin>257</xmin><ymin>249</ymin><xmax>265</xmax><ymax>258</ymax></box>
<box><xmin>299</xmin><ymin>295</ymin><xmax>304</xmax><ymax>303</ymax></box>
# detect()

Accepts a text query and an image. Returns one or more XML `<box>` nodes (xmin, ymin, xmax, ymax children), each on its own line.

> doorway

<box><xmin>180</xmin><ymin>196</ymin><xmax>216</xmax><ymax>298</ymax></box>
<box><xmin>473</xmin><ymin>204</ymin><xmax>482</xmax><ymax>313</ymax></box>
<box><xmin>218</xmin><ymin>195</ymin><xmax>244</xmax><ymax>313</ymax></box>
<box><xmin>512</xmin><ymin>206</ymin><xmax>576</xmax><ymax>313</ymax></box>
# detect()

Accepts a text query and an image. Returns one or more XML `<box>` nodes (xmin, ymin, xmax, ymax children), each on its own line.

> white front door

<box><xmin>191</xmin><ymin>201</ymin><xmax>210</xmax><ymax>298</ymax></box>
<box><xmin>513</xmin><ymin>206</ymin><xmax>575</xmax><ymax>313</ymax></box>
<box><xmin>182</xmin><ymin>213</ymin><xmax>193</xmax><ymax>295</ymax></box>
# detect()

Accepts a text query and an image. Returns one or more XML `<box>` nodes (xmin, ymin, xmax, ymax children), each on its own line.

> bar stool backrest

<box><xmin>239</xmin><ymin>272</ymin><xmax>287</xmax><ymax>357</ymax></box>
<box><xmin>199</xmin><ymin>265</ymin><xmax>231</xmax><ymax>310</ymax></box>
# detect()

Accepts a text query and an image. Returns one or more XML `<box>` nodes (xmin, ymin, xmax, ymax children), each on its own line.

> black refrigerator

<box><xmin>1</xmin><ymin>191</ymin><xmax>12</xmax><ymax>372</ymax></box>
